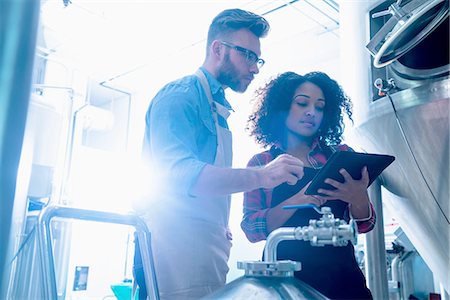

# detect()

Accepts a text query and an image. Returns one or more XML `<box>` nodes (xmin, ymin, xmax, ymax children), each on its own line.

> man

<box><xmin>134</xmin><ymin>8</ymin><xmax>305</xmax><ymax>300</ymax></box>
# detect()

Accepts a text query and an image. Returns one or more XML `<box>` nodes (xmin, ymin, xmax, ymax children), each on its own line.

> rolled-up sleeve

<box><xmin>355</xmin><ymin>202</ymin><xmax>376</xmax><ymax>233</ymax></box>
<box><xmin>143</xmin><ymin>82</ymin><xmax>213</xmax><ymax>198</ymax></box>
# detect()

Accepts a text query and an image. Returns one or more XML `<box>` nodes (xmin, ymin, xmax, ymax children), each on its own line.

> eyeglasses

<box><xmin>220</xmin><ymin>41</ymin><xmax>265</xmax><ymax>69</ymax></box>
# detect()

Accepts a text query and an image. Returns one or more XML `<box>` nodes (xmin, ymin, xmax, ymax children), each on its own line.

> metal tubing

<box><xmin>0</xmin><ymin>0</ymin><xmax>41</xmax><ymax>296</ymax></box>
<box><xmin>36</xmin><ymin>205</ymin><xmax>159</xmax><ymax>300</ymax></box>
<box><xmin>365</xmin><ymin>179</ymin><xmax>390</xmax><ymax>300</ymax></box>
<box><xmin>399</xmin><ymin>251</ymin><xmax>415</xmax><ymax>300</ymax></box>
<box><xmin>264</xmin><ymin>228</ymin><xmax>297</xmax><ymax>262</ymax></box>
<box><xmin>37</xmin><ymin>209</ymin><xmax>58</xmax><ymax>300</ymax></box>
<box><xmin>391</xmin><ymin>254</ymin><xmax>401</xmax><ymax>299</ymax></box>
<box><xmin>135</xmin><ymin>231</ymin><xmax>159</xmax><ymax>300</ymax></box>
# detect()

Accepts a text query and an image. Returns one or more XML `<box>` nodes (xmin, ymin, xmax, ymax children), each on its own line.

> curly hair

<box><xmin>247</xmin><ymin>71</ymin><xmax>353</xmax><ymax>148</ymax></box>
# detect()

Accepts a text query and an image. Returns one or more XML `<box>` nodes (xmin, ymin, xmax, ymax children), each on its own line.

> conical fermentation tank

<box><xmin>356</xmin><ymin>0</ymin><xmax>449</xmax><ymax>292</ymax></box>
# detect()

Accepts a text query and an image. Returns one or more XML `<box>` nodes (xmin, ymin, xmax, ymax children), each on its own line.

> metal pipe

<box><xmin>36</xmin><ymin>205</ymin><xmax>160</xmax><ymax>300</ymax></box>
<box><xmin>37</xmin><ymin>208</ymin><xmax>58</xmax><ymax>299</ymax></box>
<box><xmin>135</xmin><ymin>231</ymin><xmax>159</xmax><ymax>300</ymax></box>
<box><xmin>398</xmin><ymin>251</ymin><xmax>415</xmax><ymax>300</ymax></box>
<box><xmin>0</xmin><ymin>0</ymin><xmax>41</xmax><ymax>297</ymax></box>
<box><xmin>304</xmin><ymin>0</ymin><xmax>339</xmax><ymax>26</ymax></box>
<box><xmin>391</xmin><ymin>250</ymin><xmax>418</xmax><ymax>299</ymax></box>
<box><xmin>32</xmin><ymin>85</ymin><xmax>74</xmax><ymax>94</ymax></box>
<box><xmin>365</xmin><ymin>179</ymin><xmax>390</xmax><ymax>300</ymax></box>
<box><xmin>390</xmin><ymin>254</ymin><xmax>401</xmax><ymax>299</ymax></box>
<box><xmin>264</xmin><ymin>228</ymin><xmax>297</xmax><ymax>262</ymax></box>
<box><xmin>279</xmin><ymin>0</ymin><xmax>339</xmax><ymax>37</ymax></box>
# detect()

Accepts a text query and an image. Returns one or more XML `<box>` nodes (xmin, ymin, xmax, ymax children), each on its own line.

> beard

<box><xmin>216</xmin><ymin>53</ymin><xmax>249</xmax><ymax>93</ymax></box>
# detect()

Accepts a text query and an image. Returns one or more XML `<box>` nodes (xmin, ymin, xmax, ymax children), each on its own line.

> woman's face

<box><xmin>285</xmin><ymin>81</ymin><xmax>325</xmax><ymax>141</ymax></box>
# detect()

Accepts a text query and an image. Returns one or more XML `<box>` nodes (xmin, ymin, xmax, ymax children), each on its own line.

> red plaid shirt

<box><xmin>241</xmin><ymin>140</ymin><xmax>376</xmax><ymax>243</ymax></box>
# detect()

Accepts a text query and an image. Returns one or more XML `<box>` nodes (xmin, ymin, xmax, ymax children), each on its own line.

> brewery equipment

<box><xmin>202</xmin><ymin>206</ymin><xmax>357</xmax><ymax>300</ymax></box>
<box><xmin>349</xmin><ymin>0</ymin><xmax>449</xmax><ymax>294</ymax></box>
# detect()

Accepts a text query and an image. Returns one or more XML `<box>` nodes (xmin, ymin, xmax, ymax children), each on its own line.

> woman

<box><xmin>241</xmin><ymin>71</ymin><xmax>375</xmax><ymax>299</ymax></box>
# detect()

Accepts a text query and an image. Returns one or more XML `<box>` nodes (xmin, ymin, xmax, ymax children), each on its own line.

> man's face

<box><xmin>216</xmin><ymin>29</ymin><xmax>262</xmax><ymax>93</ymax></box>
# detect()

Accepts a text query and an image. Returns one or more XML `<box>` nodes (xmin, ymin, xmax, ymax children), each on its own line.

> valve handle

<box><xmin>372</xmin><ymin>0</ymin><xmax>406</xmax><ymax>19</ymax></box>
<box><xmin>283</xmin><ymin>204</ymin><xmax>321</xmax><ymax>214</ymax></box>
<box><xmin>283</xmin><ymin>204</ymin><xmax>331</xmax><ymax>215</ymax></box>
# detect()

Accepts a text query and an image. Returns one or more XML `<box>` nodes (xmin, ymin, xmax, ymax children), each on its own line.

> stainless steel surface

<box><xmin>0</xmin><ymin>1</ymin><xmax>41</xmax><ymax>297</ymax></box>
<box><xmin>342</xmin><ymin>0</ymin><xmax>449</xmax><ymax>295</ymax></box>
<box><xmin>237</xmin><ymin>260</ymin><xmax>301</xmax><ymax>277</ymax></box>
<box><xmin>365</xmin><ymin>180</ymin><xmax>389</xmax><ymax>300</ymax></box>
<box><xmin>31</xmin><ymin>205</ymin><xmax>160</xmax><ymax>300</ymax></box>
<box><xmin>201</xmin><ymin>276</ymin><xmax>329</xmax><ymax>300</ymax></box>
<box><xmin>354</xmin><ymin>78</ymin><xmax>450</xmax><ymax>292</ymax></box>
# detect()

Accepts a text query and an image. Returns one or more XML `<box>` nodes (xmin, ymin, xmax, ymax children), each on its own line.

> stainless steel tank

<box><xmin>351</xmin><ymin>0</ymin><xmax>449</xmax><ymax>293</ymax></box>
<box><xmin>202</xmin><ymin>266</ymin><xmax>328</xmax><ymax>300</ymax></box>
<box><xmin>202</xmin><ymin>206</ymin><xmax>357</xmax><ymax>300</ymax></box>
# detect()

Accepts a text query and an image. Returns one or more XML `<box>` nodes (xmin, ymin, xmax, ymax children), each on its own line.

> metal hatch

<box><xmin>366</xmin><ymin>0</ymin><xmax>449</xmax><ymax>68</ymax></box>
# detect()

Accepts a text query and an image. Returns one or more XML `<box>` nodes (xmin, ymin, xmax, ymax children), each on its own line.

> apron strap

<box><xmin>195</xmin><ymin>69</ymin><xmax>220</xmax><ymax>124</ymax></box>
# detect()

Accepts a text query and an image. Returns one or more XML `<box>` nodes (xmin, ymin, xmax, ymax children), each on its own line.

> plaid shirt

<box><xmin>241</xmin><ymin>140</ymin><xmax>376</xmax><ymax>243</ymax></box>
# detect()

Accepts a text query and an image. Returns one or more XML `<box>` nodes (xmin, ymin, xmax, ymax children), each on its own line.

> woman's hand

<box><xmin>289</xmin><ymin>182</ymin><xmax>328</xmax><ymax>207</ymax></box>
<box><xmin>317</xmin><ymin>166</ymin><xmax>371</xmax><ymax>219</ymax></box>
<box><xmin>266</xmin><ymin>182</ymin><xmax>327</xmax><ymax>234</ymax></box>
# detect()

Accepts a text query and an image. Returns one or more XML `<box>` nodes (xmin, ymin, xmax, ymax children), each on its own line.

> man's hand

<box><xmin>257</xmin><ymin>154</ymin><xmax>305</xmax><ymax>189</ymax></box>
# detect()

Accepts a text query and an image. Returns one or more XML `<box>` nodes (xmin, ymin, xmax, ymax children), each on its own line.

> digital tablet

<box><xmin>304</xmin><ymin>151</ymin><xmax>395</xmax><ymax>196</ymax></box>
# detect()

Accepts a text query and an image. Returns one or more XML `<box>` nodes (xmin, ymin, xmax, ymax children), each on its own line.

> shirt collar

<box><xmin>273</xmin><ymin>137</ymin><xmax>323</xmax><ymax>154</ymax></box>
<box><xmin>199</xmin><ymin>67</ymin><xmax>234</xmax><ymax>111</ymax></box>
<box><xmin>310</xmin><ymin>138</ymin><xmax>323</xmax><ymax>154</ymax></box>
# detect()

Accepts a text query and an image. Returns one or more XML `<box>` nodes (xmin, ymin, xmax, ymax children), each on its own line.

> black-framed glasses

<box><xmin>220</xmin><ymin>41</ymin><xmax>265</xmax><ymax>69</ymax></box>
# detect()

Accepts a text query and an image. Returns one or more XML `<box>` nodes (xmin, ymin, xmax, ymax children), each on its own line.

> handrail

<box><xmin>36</xmin><ymin>204</ymin><xmax>159</xmax><ymax>300</ymax></box>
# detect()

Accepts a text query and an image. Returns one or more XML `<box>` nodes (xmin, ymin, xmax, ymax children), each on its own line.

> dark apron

<box><xmin>267</xmin><ymin>149</ymin><xmax>373</xmax><ymax>300</ymax></box>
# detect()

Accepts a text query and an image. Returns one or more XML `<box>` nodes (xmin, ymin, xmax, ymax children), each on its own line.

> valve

<box><xmin>237</xmin><ymin>205</ymin><xmax>358</xmax><ymax>278</ymax></box>
<box><xmin>374</xmin><ymin>77</ymin><xmax>397</xmax><ymax>96</ymax></box>
<box><xmin>262</xmin><ymin>205</ymin><xmax>358</xmax><ymax>263</ymax></box>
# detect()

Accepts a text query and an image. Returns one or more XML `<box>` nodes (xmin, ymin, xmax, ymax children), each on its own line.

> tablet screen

<box><xmin>304</xmin><ymin>151</ymin><xmax>395</xmax><ymax>196</ymax></box>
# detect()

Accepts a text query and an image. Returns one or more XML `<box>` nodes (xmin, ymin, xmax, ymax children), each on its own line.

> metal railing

<box><xmin>36</xmin><ymin>205</ymin><xmax>159</xmax><ymax>300</ymax></box>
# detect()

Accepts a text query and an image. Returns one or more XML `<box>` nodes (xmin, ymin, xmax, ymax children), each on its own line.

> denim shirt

<box><xmin>142</xmin><ymin>67</ymin><xmax>232</xmax><ymax>198</ymax></box>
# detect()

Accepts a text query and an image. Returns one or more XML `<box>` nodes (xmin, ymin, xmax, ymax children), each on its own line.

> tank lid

<box><xmin>366</xmin><ymin>0</ymin><xmax>449</xmax><ymax>68</ymax></box>
<box><xmin>237</xmin><ymin>260</ymin><xmax>301</xmax><ymax>277</ymax></box>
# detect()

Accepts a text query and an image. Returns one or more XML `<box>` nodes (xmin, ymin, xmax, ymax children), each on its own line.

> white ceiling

<box><xmin>39</xmin><ymin>0</ymin><xmax>341</xmax><ymax>93</ymax></box>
